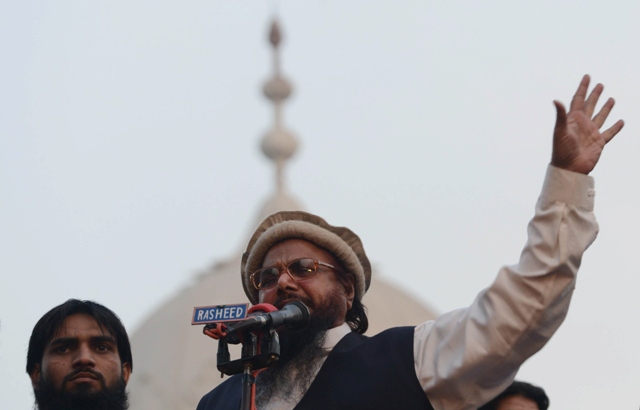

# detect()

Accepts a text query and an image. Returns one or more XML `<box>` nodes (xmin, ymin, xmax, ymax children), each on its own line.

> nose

<box><xmin>276</xmin><ymin>267</ymin><xmax>298</xmax><ymax>291</ymax></box>
<box><xmin>72</xmin><ymin>344</ymin><xmax>96</xmax><ymax>368</ymax></box>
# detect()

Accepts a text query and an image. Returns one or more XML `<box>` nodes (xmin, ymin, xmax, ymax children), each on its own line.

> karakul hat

<box><xmin>241</xmin><ymin>211</ymin><xmax>371</xmax><ymax>305</ymax></box>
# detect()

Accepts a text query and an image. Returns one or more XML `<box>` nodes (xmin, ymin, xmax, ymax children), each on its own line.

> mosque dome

<box><xmin>127</xmin><ymin>19</ymin><xmax>437</xmax><ymax>410</ymax></box>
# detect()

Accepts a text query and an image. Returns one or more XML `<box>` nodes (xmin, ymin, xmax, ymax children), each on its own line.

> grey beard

<box><xmin>255</xmin><ymin>286</ymin><xmax>348</xmax><ymax>408</ymax></box>
<box><xmin>255</xmin><ymin>330</ymin><xmax>328</xmax><ymax>408</ymax></box>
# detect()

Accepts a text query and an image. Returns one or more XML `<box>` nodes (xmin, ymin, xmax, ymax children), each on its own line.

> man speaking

<box><xmin>196</xmin><ymin>75</ymin><xmax>624</xmax><ymax>410</ymax></box>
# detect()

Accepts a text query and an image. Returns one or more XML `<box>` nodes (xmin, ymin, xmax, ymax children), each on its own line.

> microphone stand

<box><xmin>239</xmin><ymin>330</ymin><xmax>277</xmax><ymax>410</ymax></box>
<box><xmin>204</xmin><ymin>302</ymin><xmax>308</xmax><ymax>409</ymax></box>
<box><xmin>241</xmin><ymin>366</ymin><xmax>253</xmax><ymax>410</ymax></box>
<box><xmin>216</xmin><ymin>327</ymin><xmax>281</xmax><ymax>410</ymax></box>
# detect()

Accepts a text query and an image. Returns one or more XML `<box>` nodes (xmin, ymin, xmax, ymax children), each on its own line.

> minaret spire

<box><xmin>260</xmin><ymin>19</ymin><xmax>297</xmax><ymax>195</ymax></box>
<box><xmin>254</xmin><ymin>19</ymin><xmax>303</xmax><ymax>222</ymax></box>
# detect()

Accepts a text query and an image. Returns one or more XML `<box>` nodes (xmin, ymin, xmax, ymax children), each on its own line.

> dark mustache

<box><xmin>62</xmin><ymin>368</ymin><xmax>105</xmax><ymax>385</ymax></box>
<box><xmin>274</xmin><ymin>292</ymin><xmax>313</xmax><ymax>308</ymax></box>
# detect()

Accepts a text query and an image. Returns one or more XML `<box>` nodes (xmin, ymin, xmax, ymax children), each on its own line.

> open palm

<box><xmin>551</xmin><ymin>75</ymin><xmax>624</xmax><ymax>175</ymax></box>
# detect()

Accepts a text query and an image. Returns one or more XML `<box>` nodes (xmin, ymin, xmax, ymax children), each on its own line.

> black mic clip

<box><xmin>215</xmin><ymin>301</ymin><xmax>310</xmax><ymax>376</ymax></box>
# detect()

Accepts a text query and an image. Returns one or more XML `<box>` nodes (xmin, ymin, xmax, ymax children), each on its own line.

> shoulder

<box><xmin>333</xmin><ymin>326</ymin><xmax>415</xmax><ymax>353</ymax></box>
<box><xmin>196</xmin><ymin>374</ymin><xmax>242</xmax><ymax>410</ymax></box>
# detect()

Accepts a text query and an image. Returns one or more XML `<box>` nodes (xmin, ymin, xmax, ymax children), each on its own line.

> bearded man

<box><xmin>27</xmin><ymin>299</ymin><xmax>132</xmax><ymax>410</ymax></box>
<box><xmin>196</xmin><ymin>75</ymin><xmax>624</xmax><ymax>409</ymax></box>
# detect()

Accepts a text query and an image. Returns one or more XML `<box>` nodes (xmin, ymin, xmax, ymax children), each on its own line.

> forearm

<box><xmin>415</xmin><ymin>165</ymin><xmax>598</xmax><ymax>410</ymax></box>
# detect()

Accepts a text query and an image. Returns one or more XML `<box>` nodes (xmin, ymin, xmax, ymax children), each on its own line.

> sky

<box><xmin>1</xmin><ymin>1</ymin><xmax>639</xmax><ymax>408</ymax></box>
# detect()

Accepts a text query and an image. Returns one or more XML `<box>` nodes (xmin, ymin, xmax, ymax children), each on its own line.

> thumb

<box><xmin>553</xmin><ymin>100</ymin><xmax>567</xmax><ymax>136</ymax></box>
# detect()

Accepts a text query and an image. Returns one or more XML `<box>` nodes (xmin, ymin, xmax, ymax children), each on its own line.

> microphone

<box><xmin>225</xmin><ymin>301</ymin><xmax>310</xmax><ymax>335</ymax></box>
<box><xmin>201</xmin><ymin>302</ymin><xmax>310</xmax><ymax>375</ymax></box>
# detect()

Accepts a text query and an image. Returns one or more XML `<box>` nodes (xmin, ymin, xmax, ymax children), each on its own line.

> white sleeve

<box><xmin>414</xmin><ymin>165</ymin><xmax>599</xmax><ymax>410</ymax></box>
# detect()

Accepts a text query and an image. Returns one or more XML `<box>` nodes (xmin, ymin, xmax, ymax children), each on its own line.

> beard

<box><xmin>255</xmin><ymin>288</ymin><xmax>346</xmax><ymax>408</ymax></box>
<box><xmin>34</xmin><ymin>370</ymin><xmax>129</xmax><ymax>410</ymax></box>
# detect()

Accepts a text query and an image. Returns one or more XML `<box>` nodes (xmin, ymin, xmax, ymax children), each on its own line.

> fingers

<box><xmin>570</xmin><ymin>74</ymin><xmax>590</xmax><ymax>111</ymax></box>
<box><xmin>570</xmin><ymin>76</ymin><xmax>620</xmax><ymax>132</ymax></box>
<box><xmin>592</xmin><ymin>97</ymin><xmax>615</xmax><ymax>128</ymax></box>
<box><xmin>602</xmin><ymin>119</ymin><xmax>625</xmax><ymax>144</ymax></box>
<box><xmin>584</xmin><ymin>83</ymin><xmax>604</xmax><ymax>118</ymax></box>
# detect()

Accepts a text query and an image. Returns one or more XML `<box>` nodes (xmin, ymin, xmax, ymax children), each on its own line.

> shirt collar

<box><xmin>323</xmin><ymin>322</ymin><xmax>351</xmax><ymax>350</ymax></box>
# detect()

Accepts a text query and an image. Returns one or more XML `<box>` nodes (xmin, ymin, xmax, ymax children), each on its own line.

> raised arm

<box><xmin>415</xmin><ymin>75</ymin><xmax>623</xmax><ymax>410</ymax></box>
<box><xmin>551</xmin><ymin>74</ymin><xmax>624</xmax><ymax>174</ymax></box>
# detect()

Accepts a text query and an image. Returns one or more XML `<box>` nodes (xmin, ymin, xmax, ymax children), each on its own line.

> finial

<box><xmin>260</xmin><ymin>19</ymin><xmax>298</xmax><ymax>194</ymax></box>
<box><xmin>269</xmin><ymin>20</ymin><xmax>281</xmax><ymax>48</ymax></box>
<box><xmin>252</xmin><ymin>17</ymin><xmax>305</xmax><ymax>221</ymax></box>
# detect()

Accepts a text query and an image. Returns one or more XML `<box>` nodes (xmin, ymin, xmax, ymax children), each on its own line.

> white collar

<box><xmin>323</xmin><ymin>322</ymin><xmax>351</xmax><ymax>350</ymax></box>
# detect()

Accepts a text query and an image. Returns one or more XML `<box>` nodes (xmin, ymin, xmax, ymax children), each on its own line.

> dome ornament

<box><xmin>260</xmin><ymin>19</ymin><xmax>298</xmax><ymax>195</ymax></box>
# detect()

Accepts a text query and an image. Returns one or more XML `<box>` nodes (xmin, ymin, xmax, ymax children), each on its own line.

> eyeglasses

<box><xmin>250</xmin><ymin>258</ymin><xmax>342</xmax><ymax>290</ymax></box>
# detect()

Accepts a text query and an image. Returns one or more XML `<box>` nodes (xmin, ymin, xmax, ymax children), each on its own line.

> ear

<box><xmin>344</xmin><ymin>277</ymin><xmax>355</xmax><ymax>311</ymax></box>
<box><xmin>122</xmin><ymin>362</ymin><xmax>132</xmax><ymax>385</ymax></box>
<box><xmin>29</xmin><ymin>363</ymin><xmax>41</xmax><ymax>388</ymax></box>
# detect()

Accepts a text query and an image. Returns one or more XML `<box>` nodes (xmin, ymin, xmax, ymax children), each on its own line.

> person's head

<box><xmin>26</xmin><ymin>299</ymin><xmax>132</xmax><ymax>410</ymax></box>
<box><xmin>479</xmin><ymin>381</ymin><xmax>549</xmax><ymax>410</ymax></box>
<box><xmin>242</xmin><ymin>211</ymin><xmax>371</xmax><ymax>334</ymax></box>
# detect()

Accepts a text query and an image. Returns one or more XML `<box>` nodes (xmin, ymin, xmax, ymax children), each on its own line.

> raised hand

<box><xmin>551</xmin><ymin>75</ymin><xmax>624</xmax><ymax>175</ymax></box>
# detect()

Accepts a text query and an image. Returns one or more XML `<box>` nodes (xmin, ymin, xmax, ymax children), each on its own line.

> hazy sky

<box><xmin>2</xmin><ymin>2</ymin><xmax>639</xmax><ymax>409</ymax></box>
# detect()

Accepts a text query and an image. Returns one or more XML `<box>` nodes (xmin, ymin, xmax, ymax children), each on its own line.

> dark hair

<box><xmin>479</xmin><ymin>381</ymin><xmax>549</xmax><ymax>410</ymax></box>
<box><xmin>26</xmin><ymin>299</ymin><xmax>133</xmax><ymax>375</ymax></box>
<box><xmin>345</xmin><ymin>299</ymin><xmax>368</xmax><ymax>334</ymax></box>
<box><xmin>334</xmin><ymin>271</ymin><xmax>369</xmax><ymax>334</ymax></box>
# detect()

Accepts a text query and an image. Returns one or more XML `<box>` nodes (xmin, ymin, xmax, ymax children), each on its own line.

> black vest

<box><xmin>196</xmin><ymin>326</ymin><xmax>434</xmax><ymax>410</ymax></box>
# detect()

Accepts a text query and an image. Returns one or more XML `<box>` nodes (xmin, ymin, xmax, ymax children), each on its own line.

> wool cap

<box><xmin>241</xmin><ymin>211</ymin><xmax>372</xmax><ymax>305</ymax></box>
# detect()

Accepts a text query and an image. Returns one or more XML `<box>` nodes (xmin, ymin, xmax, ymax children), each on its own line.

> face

<box><xmin>258</xmin><ymin>239</ymin><xmax>355</xmax><ymax>328</ymax></box>
<box><xmin>30</xmin><ymin>313</ymin><xmax>131</xmax><ymax>394</ymax></box>
<box><xmin>495</xmin><ymin>395</ymin><xmax>540</xmax><ymax>410</ymax></box>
